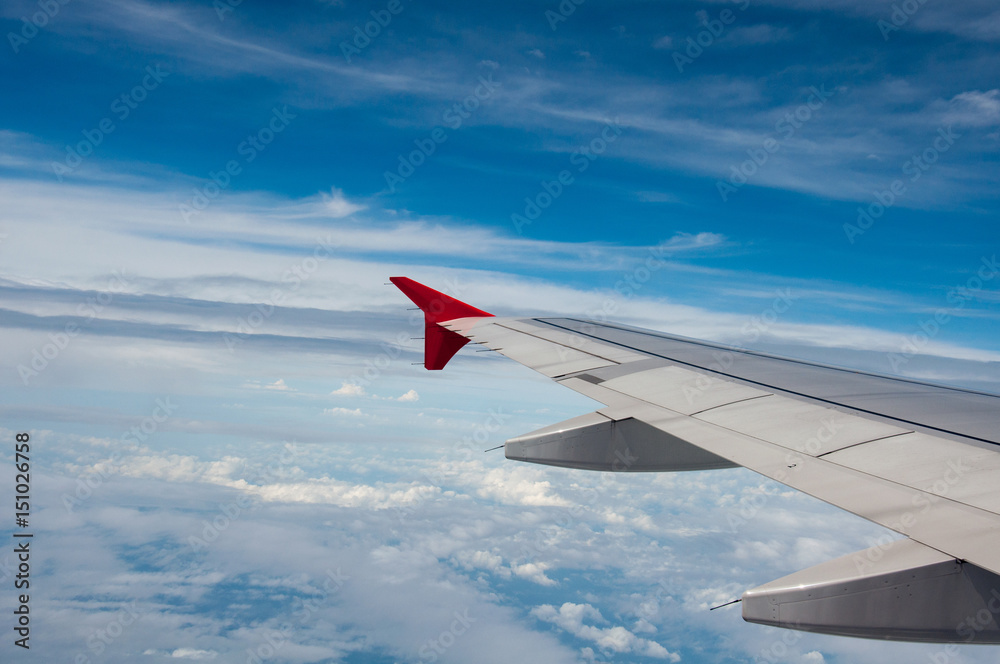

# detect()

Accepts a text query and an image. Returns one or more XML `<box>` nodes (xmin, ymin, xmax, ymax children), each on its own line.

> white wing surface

<box><xmin>391</xmin><ymin>277</ymin><xmax>1000</xmax><ymax>644</ymax></box>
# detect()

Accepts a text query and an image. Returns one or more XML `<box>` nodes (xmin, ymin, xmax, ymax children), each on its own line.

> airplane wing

<box><xmin>390</xmin><ymin>276</ymin><xmax>1000</xmax><ymax>644</ymax></box>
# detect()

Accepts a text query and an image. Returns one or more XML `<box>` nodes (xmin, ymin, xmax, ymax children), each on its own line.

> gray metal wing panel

<box><xmin>441</xmin><ymin>317</ymin><xmax>616</xmax><ymax>378</ymax></box>
<box><xmin>598</xmin><ymin>365</ymin><xmax>772</xmax><ymax>415</ymax></box>
<box><xmin>495</xmin><ymin>319</ymin><xmax>649</xmax><ymax>364</ymax></box>
<box><xmin>694</xmin><ymin>394</ymin><xmax>912</xmax><ymax>456</ymax></box>
<box><xmin>823</xmin><ymin>433</ymin><xmax>1000</xmax><ymax>515</ymax></box>
<box><xmin>534</xmin><ymin>318</ymin><xmax>1000</xmax><ymax>446</ymax></box>
<box><xmin>592</xmin><ymin>400</ymin><xmax>1000</xmax><ymax>577</ymax></box>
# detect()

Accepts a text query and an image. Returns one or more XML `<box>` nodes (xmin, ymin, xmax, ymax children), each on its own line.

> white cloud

<box><xmin>396</xmin><ymin>389</ymin><xmax>419</xmax><ymax>402</ymax></box>
<box><xmin>653</xmin><ymin>35</ymin><xmax>673</xmax><ymax>49</ymax></box>
<box><xmin>946</xmin><ymin>89</ymin><xmax>1000</xmax><ymax>126</ymax></box>
<box><xmin>9</xmin><ymin>175</ymin><xmax>997</xmax><ymax>379</ymax></box>
<box><xmin>531</xmin><ymin>603</ymin><xmax>679</xmax><ymax>661</ymax></box>
<box><xmin>476</xmin><ymin>467</ymin><xmax>572</xmax><ymax>507</ymax></box>
<box><xmin>320</xmin><ymin>187</ymin><xmax>365</xmax><ymax>218</ymax></box>
<box><xmin>243</xmin><ymin>379</ymin><xmax>295</xmax><ymax>391</ymax></box>
<box><xmin>92</xmin><ymin>446</ymin><xmax>446</xmax><ymax>510</ymax></box>
<box><xmin>170</xmin><ymin>648</ymin><xmax>218</xmax><ymax>659</ymax></box>
<box><xmin>25</xmin><ymin>427</ymin><xmax>999</xmax><ymax>664</ymax></box>
<box><xmin>252</xmin><ymin>479</ymin><xmax>440</xmax><ymax>508</ymax></box>
<box><xmin>455</xmin><ymin>550</ymin><xmax>511</xmax><ymax>578</ymax></box>
<box><xmin>331</xmin><ymin>382</ymin><xmax>366</xmax><ymax>397</ymax></box>
<box><xmin>265</xmin><ymin>379</ymin><xmax>292</xmax><ymax>391</ymax></box>
<box><xmin>115</xmin><ymin>454</ymin><xmax>246</xmax><ymax>487</ymax></box>
<box><xmin>30</xmin><ymin>458</ymin><xmax>582</xmax><ymax>664</ymax></box>
<box><xmin>512</xmin><ymin>562</ymin><xmax>557</xmax><ymax>586</ymax></box>
<box><xmin>323</xmin><ymin>407</ymin><xmax>365</xmax><ymax>417</ymax></box>
<box><xmin>330</xmin><ymin>383</ymin><xmax>419</xmax><ymax>402</ymax></box>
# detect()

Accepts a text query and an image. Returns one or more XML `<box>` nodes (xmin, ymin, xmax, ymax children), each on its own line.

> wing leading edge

<box><xmin>391</xmin><ymin>277</ymin><xmax>1000</xmax><ymax>644</ymax></box>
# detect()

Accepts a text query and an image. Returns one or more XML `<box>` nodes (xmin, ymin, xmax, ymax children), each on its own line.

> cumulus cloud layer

<box><xmin>8</xmin><ymin>426</ymin><xmax>997</xmax><ymax>663</ymax></box>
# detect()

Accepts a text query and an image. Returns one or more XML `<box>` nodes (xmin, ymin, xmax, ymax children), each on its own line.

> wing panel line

<box><xmin>687</xmin><ymin>393</ymin><xmax>774</xmax><ymax>417</ymax></box>
<box><xmin>814</xmin><ymin>431</ymin><xmax>916</xmax><ymax>458</ymax></box>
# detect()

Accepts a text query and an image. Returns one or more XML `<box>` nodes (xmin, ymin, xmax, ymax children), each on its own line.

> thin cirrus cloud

<box><xmin>7</xmin><ymin>0</ymin><xmax>996</xmax><ymax>211</ymax></box>
<box><xmin>2</xmin><ymin>177</ymin><xmax>997</xmax><ymax>388</ymax></box>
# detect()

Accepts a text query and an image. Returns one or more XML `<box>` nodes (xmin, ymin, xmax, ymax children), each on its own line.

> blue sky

<box><xmin>1</xmin><ymin>0</ymin><xmax>1000</xmax><ymax>663</ymax></box>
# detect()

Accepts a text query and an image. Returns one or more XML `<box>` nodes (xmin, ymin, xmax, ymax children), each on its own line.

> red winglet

<box><xmin>389</xmin><ymin>277</ymin><xmax>494</xmax><ymax>370</ymax></box>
